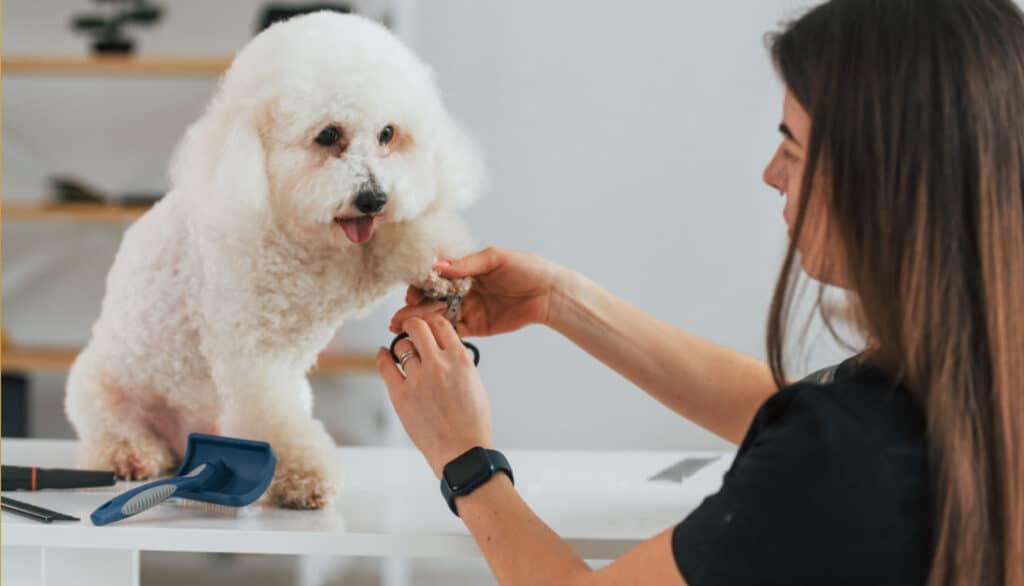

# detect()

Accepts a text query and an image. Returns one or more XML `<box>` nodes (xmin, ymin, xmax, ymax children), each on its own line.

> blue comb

<box><xmin>91</xmin><ymin>433</ymin><xmax>276</xmax><ymax>526</ymax></box>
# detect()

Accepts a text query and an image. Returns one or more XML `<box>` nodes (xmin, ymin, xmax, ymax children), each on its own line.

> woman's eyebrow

<box><xmin>779</xmin><ymin>123</ymin><xmax>802</xmax><ymax>146</ymax></box>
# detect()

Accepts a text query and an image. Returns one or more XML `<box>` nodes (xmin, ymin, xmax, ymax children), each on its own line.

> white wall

<box><xmin>3</xmin><ymin>0</ymin><xmax>838</xmax><ymax>451</ymax></box>
<box><xmin>415</xmin><ymin>0</ymin><xmax>833</xmax><ymax>450</ymax></box>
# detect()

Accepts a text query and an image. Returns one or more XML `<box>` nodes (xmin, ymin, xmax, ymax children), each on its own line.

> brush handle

<box><xmin>90</xmin><ymin>463</ymin><xmax>218</xmax><ymax>526</ymax></box>
<box><xmin>2</xmin><ymin>465</ymin><xmax>117</xmax><ymax>491</ymax></box>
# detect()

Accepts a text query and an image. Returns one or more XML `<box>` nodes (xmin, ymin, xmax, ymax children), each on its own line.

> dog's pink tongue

<box><xmin>339</xmin><ymin>217</ymin><xmax>374</xmax><ymax>244</ymax></box>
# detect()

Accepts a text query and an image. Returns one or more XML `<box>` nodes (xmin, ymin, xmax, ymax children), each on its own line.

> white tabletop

<box><xmin>2</xmin><ymin>440</ymin><xmax>732</xmax><ymax>560</ymax></box>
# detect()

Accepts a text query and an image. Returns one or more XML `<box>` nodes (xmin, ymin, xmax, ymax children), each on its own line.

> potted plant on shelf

<box><xmin>71</xmin><ymin>0</ymin><xmax>164</xmax><ymax>55</ymax></box>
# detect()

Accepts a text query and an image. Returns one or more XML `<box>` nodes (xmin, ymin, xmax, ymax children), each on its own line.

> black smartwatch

<box><xmin>440</xmin><ymin>447</ymin><xmax>514</xmax><ymax>517</ymax></box>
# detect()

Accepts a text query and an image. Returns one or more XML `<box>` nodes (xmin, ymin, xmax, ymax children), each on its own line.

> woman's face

<box><xmin>762</xmin><ymin>90</ymin><xmax>847</xmax><ymax>287</ymax></box>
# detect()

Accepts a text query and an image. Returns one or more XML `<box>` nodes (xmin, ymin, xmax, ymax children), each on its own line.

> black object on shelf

<box><xmin>52</xmin><ymin>175</ymin><xmax>107</xmax><ymax>204</ymax></box>
<box><xmin>2</xmin><ymin>374</ymin><xmax>31</xmax><ymax>438</ymax></box>
<box><xmin>257</xmin><ymin>3</ymin><xmax>352</xmax><ymax>33</ymax></box>
<box><xmin>71</xmin><ymin>0</ymin><xmax>164</xmax><ymax>55</ymax></box>
<box><xmin>116</xmin><ymin>192</ymin><xmax>163</xmax><ymax>207</ymax></box>
<box><xmin>50</xmin><ymin>176</ymin><xmax>164</xmax><ymax>207</ymax></box>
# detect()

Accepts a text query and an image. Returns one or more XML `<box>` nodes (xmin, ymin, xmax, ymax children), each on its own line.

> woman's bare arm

<box><xmin>547</xmin><ymin>269</ymin><xmax>776</xmax><ymax>444</ymax></box>
<box><xmin>457</xmin><ymin>474</ymin><xmax>688</xmax><ymax>586</ymax></box>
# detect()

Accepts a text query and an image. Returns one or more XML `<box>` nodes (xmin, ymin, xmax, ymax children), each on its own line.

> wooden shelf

<box><xmin>1</xmin><ymin>344</ymin><xmax>379</xmax><ymax>377</ymax></box>
<box><xmin>2</xmin><ymin>345</ymin><xmax>81</xmax><ymax>372</ymax></box>
<box><xmin>312</xmin><ymin>352</ymin><xmax>379</xmax><ymax>376</ymax></box>
<box><xmin>3</xmin><ymin>202</ymin><xmax>151</xmax><ymax>223</ymax></box>
<box><xmin>4</xmin><ymin>55</ymin><xmax>232</xmax><ymax>77</ymax></box>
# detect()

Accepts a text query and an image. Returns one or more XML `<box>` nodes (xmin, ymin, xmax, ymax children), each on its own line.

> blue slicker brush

<box><xmin>91</xmin><ymin>433</ymin><xmax>276</xmax><ymax>526</ymax></box>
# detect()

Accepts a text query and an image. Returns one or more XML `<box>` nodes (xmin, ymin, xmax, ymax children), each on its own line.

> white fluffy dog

<box><xmin>65</xmin><ymin>12</ymin><xmax>482</xmax><ymax>509</ymax></box>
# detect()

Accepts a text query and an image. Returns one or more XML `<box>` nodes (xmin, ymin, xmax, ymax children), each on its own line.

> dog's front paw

<box><xmin>450</xmin><ymin>276</ymin><xmax>472</xmax><ymax>297</ymax></box>
<box><xmin>417</xmin><ymin>272</ymin><xmax>472</xmax><ymax>300</ymax></box>
<box><xmin>268</xmin><ymin>460</ymin><xmax>340</xmax><ymax>510</ymax></box>
<box><xmin>80</xmin><ymin>436</ymin><xmax>176</xmax><ymax>481</ymax></box>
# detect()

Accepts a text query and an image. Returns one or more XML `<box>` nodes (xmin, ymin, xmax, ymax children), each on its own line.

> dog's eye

<box><xmin>315</xmin><ymin>126</ymin><xmax>342</xmax><ymax>146</ymax></box>
<box><xmin>378</xmin><ymin>125</ymin><xmax>394</xmax><ymax>146</ymax></box>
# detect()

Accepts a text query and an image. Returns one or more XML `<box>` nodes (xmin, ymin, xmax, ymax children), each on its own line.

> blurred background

<box><xmin>2</xmin><ymin>0</ymin><xmax>841</xmax><ymax>583</ymax></box>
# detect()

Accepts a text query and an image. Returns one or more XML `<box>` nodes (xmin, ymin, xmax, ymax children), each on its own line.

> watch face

<box><xmin>443</xmin><ymin>447</ymin><xmax>492</xmax><ymax>492</ymax></box>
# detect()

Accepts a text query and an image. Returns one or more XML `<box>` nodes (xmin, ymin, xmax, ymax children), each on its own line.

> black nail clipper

<box><xmin>390</xmin><ymin>293</ymin><xmax>480</xmax><ymax>366</ymax></box>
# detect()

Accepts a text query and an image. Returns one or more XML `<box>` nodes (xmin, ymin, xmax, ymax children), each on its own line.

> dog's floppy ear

<box><xmin>434</xmin><ymin>114</ymin><xmax>486</xmax><ymax>210</ymax></box>
<box><xmin>215</xmin><ymin>115</ymin><xmax>270</xmax><ymax>213</ymax></box>
<box><xmin>171</xmin><ymin>106</ymin><xmax>270</xmax><ymax>220</ymax></box>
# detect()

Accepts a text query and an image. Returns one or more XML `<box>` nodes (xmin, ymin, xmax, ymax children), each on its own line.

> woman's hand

<box><xmin>389</xmin><ymin>247</ymin><xmax>568</xmax><ymax>338</ymax></box>
<box><xmin>376</xmin><ymin>314</ymin><xmax>493</xmax><ymax>478</ymax></box>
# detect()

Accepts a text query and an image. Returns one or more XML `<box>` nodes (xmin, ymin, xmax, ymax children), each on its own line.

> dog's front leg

<box><xmin>212</xmin><ymin>363</ymin><xmax>341</xmax><ymax>509</ymax></box>
<box><xmin>405</xmin><ymin>213</ymin><xmax>476</xmax><ymax>301</ymax></box>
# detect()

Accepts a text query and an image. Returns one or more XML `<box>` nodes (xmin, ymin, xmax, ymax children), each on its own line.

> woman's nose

<box><xmin>763</xmin><ymin>151</ymin><xmax>785</xmax><ymax>192</ymax></box>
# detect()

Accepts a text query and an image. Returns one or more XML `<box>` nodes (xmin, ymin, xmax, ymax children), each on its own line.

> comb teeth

<box><xmin>121</xmin><ymin>484</ymin><xmax>177</xmax><ymax>515</ymax></box>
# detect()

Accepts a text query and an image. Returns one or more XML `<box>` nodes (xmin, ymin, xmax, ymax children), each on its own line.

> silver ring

<box><xmin>398</xmin><ymin>350</ymin><xmax>420</xmax><ymax>369</ymax></box>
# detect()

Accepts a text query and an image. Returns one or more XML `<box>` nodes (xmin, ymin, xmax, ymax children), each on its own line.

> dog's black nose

<box><xmin>354</xmin><ymin>189</ymin><xmax>388</xmax><ymax>214</ymax></box>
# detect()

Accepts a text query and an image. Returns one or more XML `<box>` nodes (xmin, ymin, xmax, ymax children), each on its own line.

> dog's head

<box><xmin>172</xmin><ymin>12</ymin><xmax>484</xmax><ymax>247</ymax></box>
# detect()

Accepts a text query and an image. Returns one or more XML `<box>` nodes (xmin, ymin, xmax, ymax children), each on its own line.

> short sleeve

<box><xmin>670</xmin><ymin>385</ymin><xmax>915</xmax><ymax>586</ymax></box>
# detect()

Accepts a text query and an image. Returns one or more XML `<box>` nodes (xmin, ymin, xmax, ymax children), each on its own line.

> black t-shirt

<box><xmin>672</xmin><ymin>358</ymin><xmax>932</xmax><ymax>585</ymax></box>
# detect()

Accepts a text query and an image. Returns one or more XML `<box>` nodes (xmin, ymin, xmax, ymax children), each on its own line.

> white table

<box><xmin>2</xmin><ymin>439</ymin><xmax>732</xmax><ymax>586</ymax></box>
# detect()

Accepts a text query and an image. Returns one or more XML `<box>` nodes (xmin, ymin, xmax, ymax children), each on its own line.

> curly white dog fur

<box><xmin>65</xmin><ymin>12</ymin><xmax>483</xmax><ymax>509</ymax></box>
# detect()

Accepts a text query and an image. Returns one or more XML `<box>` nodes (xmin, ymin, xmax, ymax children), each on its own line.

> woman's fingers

<box><xmin>402</xmin><ymin>317</ymin><xmax>441</xmax><ymax>361</ymax></box>
<box><xmin>436</xmin><ymin>247</ymin><xmax>503</xmax><ymax>279</ymax></box>
<box><xmin>375</xmin><ymin>348</ymin><xmax>406</xmax><ymax>390</ymax></box>
<box><xmin>423</xmin><ymin>313</ymin><xmax>462</xmax><ymax>352</ymax></box>
<box><xmin>392</xmin><ymin>337</ymin><xmax>422</xmax><ymax>376</ymax></box>
<box><xmin>390</xmin><ymin>301</ymin><xmax>446</xmax><ymax>333</ymax></box>
<box><xmin>405</xmin><ymin>285</ymin><xmax>424</xmax><ymax>306</ymax></box>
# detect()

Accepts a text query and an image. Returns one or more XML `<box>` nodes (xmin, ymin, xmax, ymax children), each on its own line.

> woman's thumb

<box><xmin>435</xmin><ymin>247</ymin><xmax>501</xmax><ymax>278</ymax></box>
<box><xmin>434</xmin><ymin>258</ymin><xmax>468</xmax><ymax>277</ymax></box>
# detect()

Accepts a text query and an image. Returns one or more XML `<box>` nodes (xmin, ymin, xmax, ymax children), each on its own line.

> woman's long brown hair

<box><xmin>767</xmin><ymin>1</ymin><xmax>1024</xmax><ymax>584</ymax></box>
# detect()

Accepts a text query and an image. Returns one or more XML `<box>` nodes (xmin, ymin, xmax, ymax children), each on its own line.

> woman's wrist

<box><xmin>429</xmin><ymin>438</ymin><xmax>492</xmax><ymax>479</ymax></box>
<box><xmin>544</xmin><ymin>267</ymin><xmax>586</xmax><ymax>333</ymax></box>
<box><xmin>455</xmin><ymin>468</ymin><xmax>516</xmax><ymax>516</ymax></box>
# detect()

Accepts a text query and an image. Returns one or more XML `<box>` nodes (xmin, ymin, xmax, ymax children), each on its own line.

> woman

<box><xmin>375</xmin><ymin>0</ymin><xmax>1024</xmax><ymax>584</ymax></box>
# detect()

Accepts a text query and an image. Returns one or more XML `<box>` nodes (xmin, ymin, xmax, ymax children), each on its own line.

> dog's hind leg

<box><xmin>65</xmin><ymin>351</ymin><xmax>177</xmax><ymax>480</ymax></box>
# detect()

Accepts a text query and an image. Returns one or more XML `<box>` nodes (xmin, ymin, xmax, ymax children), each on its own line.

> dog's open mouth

<box><xmin>334</xmin><ymin>215</ymin><xmax>376</xmax><ymax>244</ymax></box>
